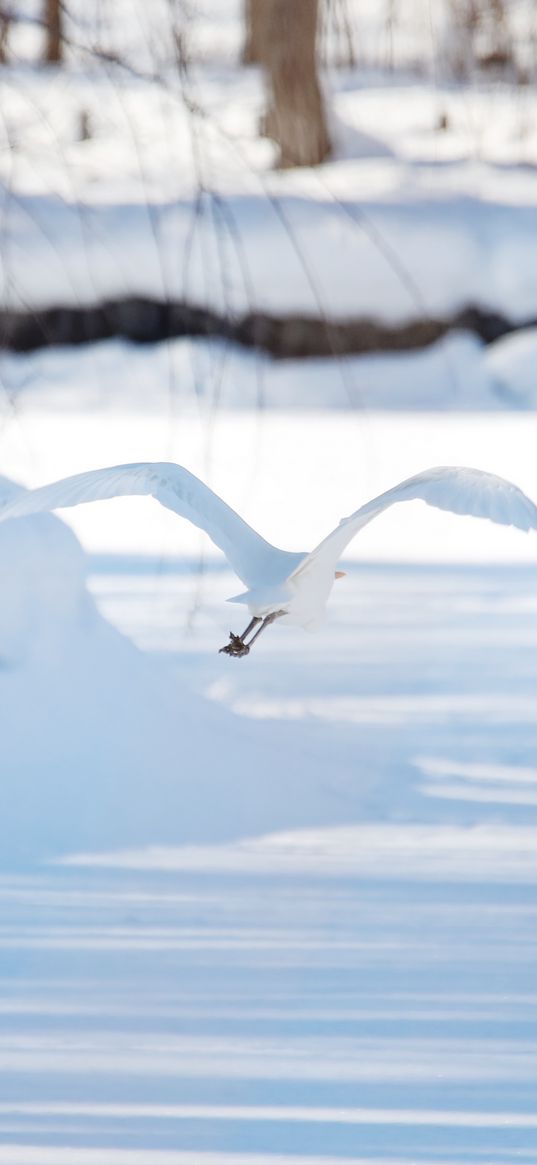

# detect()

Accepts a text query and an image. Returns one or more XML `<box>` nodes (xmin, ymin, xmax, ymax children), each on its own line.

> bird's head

<box><xmin>334</xmin><ymin>570</ymin><xmax>346</xmax><ymax>580</ymax></box>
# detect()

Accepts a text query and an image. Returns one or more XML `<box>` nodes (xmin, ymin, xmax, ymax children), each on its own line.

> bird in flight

<box><xmin>1</xmin><ymin>462</ymin><xmax>536</xmax><ymax>657</ymax></box>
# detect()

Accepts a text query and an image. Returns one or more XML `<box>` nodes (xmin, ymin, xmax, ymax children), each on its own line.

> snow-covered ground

<box><xmin>3</xmin><ymin>517</ymin><xmax>537</xmax><ymax>1160</ymax></box>
<box><xmin>2</xmin><ymin>858</ymin><xmax>537</xmax><ymax>1165</ymax></box>
<box><xmin>3</xmin><ymin>346</ymin><xmax>537</xmax><ymax>1161</ymax></box>
<box><xmin>4</xmin><ymin>324</ymin><xmax>537</xmax><ymax>417</ymax></box>
<box><xmin>5</xmin><ymin>378</ymin><xmax>537</xmax><ymax>1159</ymax></box>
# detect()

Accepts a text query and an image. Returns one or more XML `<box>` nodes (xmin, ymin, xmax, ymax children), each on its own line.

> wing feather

<box><xmin>0</xmin><ymin>462</ymin><xmax>303</xmax><ymax>589</ymax></box>
<box><xmin>296</xmin><ymin>466</ymin><xmax>537</xmax><ymax>576</ymax></box>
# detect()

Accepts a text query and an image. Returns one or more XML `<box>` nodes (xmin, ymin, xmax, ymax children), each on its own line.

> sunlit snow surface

<box><xmin>3</xmin><ymin>554</ymin><xmax>537</xmax><ymax>1160</ymax></box>
<box><xmin>2</xmin><ymin>859</ymin><xmax>537</xmax><ymax>1164</ymax></box>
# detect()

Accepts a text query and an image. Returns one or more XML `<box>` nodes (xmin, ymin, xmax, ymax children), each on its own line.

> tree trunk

<box><xmin>44</xmin><ymin>0</ymin><xmax>62</xmax><ymax>63</ymax></box>
<box><xmin>242</xmin><ymin>0</ymin><xmax>265</xmax><ymax>64</ymax></box>
<box><xmin>0</xmin><ymin>7</ymin><xmax>11</xmax><ymax>63</ymax></box>
<box><xmin>255</xmin><ymin>0</ymin><xmax>331</xmax><ymax>168</ymax></box>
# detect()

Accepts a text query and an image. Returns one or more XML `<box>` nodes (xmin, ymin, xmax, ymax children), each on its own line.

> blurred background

<box><xmin>2</xmin><ymin>0</ymin><xmax>537</xmax><ymax>561</ymax></box>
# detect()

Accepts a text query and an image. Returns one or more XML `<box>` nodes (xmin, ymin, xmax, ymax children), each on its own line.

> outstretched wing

<box><xmin>295</xmin><ymin>466</ymin><xmax>537</xmax><ymax>577</ymax></box>
<box><xmin>0</xmin><ymin>462</ymin><xmax>303</xmax><ymax>589</ymax></box>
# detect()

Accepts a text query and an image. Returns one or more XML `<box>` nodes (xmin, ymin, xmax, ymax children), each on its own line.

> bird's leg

<box><xmin>218</xmin><ymin>616</ymin><xmax>261</xmax><ymax>657</ymax></box>
<box><xmin>240</xmin><ymin>609</ymin><xmax>286</xmax><ymax>651</ymax></box>
<box><xmin>241</xmin><ymin>616</ymin><xmax>263</xmax><ymax>643</ymax></box>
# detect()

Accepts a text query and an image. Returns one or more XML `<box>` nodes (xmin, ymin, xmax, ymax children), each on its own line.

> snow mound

<box><xmin>0</xmin><ymin>479</ymin><xmax>354</xmax><ymax>869</ymax></box>
<box><xmin>0</xmin><ymin>476</ymin><xmax>88</xmax><ymax>666</ymax></box>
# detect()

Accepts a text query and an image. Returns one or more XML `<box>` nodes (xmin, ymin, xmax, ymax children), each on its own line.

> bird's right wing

<box><xmin>293</xmin><ymin>466</ymin><xmax>537</xmax><ymax>579</ymax></box>
<box><xmin>0</xmin><ymin>462</ymin><xmax>302</xmax><ymax>589</ymax></box>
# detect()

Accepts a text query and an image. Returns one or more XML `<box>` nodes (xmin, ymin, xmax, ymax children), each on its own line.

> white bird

<box><xmin>1</xmin><ymin>462</ymin><xmax>536</xmax><ymax>657</ymax></box>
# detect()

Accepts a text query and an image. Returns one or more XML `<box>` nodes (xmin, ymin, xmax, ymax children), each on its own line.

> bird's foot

<box><xmin>218</xmin><ymin>633</ymin><xmax>250</xmax><ymax>658</ymax></box>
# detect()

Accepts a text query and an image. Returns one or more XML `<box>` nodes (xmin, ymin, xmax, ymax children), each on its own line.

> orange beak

<box><xmin>334</xmin><ymin>571</ymin><xmax>346</xmax><ymax>579</ymax></box>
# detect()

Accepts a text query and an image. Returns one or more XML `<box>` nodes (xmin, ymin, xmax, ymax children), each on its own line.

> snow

<box><xmin>4</xmin><ymin>378</ymin><xmax>537</xmax><ymax>564</ymax></box>
<box><xmin>4</xmin><ymin>164</ymin><xmax>537</xmax><ymax>324</ymax></box>
<box><xmin>63</xmin><ymin>822</ymin><xmax>537</xmax><ymax>883</ymax></box>
<box><xmin>3</xmin><ymin>4</ymin><xmax>537</xmax><ymax>1160</ymax></box>
<box><xmin>3</xmin><ymin>418</ymin><xmax>537</xmax><ymax>1147</ymax></box>
<box><xmin>3</xmin><ymin>2</ymin><xmax>537</xmax><ymax>325</ymax></box>
<box><xmin>1</xmin><ymin>860</ymin><xmax>537</xmax><ymax>1164</ymax></box>
<box><xmin>4</xmin><ymin>348</ymin><xmax>537</xmax><ymax>1159</ymax></box>
<box><xmin>0</xmin><ymin>329</ymin><xmax>499</xmax><ymax>412</ymax></box>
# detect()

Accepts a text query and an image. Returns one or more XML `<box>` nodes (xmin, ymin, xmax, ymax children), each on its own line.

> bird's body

<box><xmin>1</xmin><ymin>461</ymin><xmax>536</xmax><ymax>656</ymax></box>
<box><xmin>227</xmin><ymin>563</ymin><xmax>336</xmax><ymax>630</ymax></box>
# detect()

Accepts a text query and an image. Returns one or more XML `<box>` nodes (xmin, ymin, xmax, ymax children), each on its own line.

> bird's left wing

<box><xmin>0</xmin><ymin>462</ymin><xmax>302</xmax><ymax>589</ymax></box>
<box><xmin>293</xmin><ymin>466</ymin><xmax>537</xmax><ymax>577</ymax></box>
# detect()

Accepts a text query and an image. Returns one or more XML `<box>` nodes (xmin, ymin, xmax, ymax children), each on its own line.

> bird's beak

<box><xmin>335</xmin><ymin>571</ymin><xmax>346</xmax><ymax>579</ymax></box>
